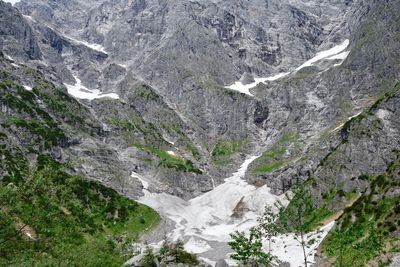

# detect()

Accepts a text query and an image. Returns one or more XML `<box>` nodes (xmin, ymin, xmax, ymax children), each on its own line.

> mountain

<box><xmin>0</xmin><ymin>0</ymin><xmax>399</xmax><ymax>266</ymax></box>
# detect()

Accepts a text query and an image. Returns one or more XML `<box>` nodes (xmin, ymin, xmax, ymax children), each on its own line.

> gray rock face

<box><xmin>1</xmin><ymin>0</ymin><xmax>399</xmax><ymax>205</ymax></box>
<box><xmin>1</xmin><ymin>0</ymin><xmax>400</xmax><ymax>265</ymax></box>
<box><xmin>0</xmin><ymin>1</ymin><xmax>41</xmax><ymax>60</ymax></box>
<box><xmin>245</xmin><ymin>0</ymin><xmax>400</xmax><ymax>195</ymax></box>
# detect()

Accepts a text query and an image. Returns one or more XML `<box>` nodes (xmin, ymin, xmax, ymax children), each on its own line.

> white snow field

<box><xmin>64</xmin><ymin>35</ymin><xmax>108</xmax><ymax>54</ymax></box>
<box><xmin>295</xmin><ymin>39</ymin><xmax>349</xmax><ymax>71</ymax></box>
<box><xmin>3</xmin><ymin>0</ymin><xmax>20</xmax><ymax>5</ymax></box>
<box><xmin>23</xmin><ymin>85</ymin><xmax>32</xmax><ymax>91</ymax></box>
<box><xmin>64</xmin><ymin>76</ymin><xmax>119</xmax><ymax>100</ymax></box>
<box><xmin>225</xmin><ymin>72</ymin><xmax>290</xmax><ymax>96</ymax></box>
<box><xmin>135</xmin><ymin>156</ymin><xmax>335</xmax><ymax>266</ymax></box>
<box><xmin>226</xmin><ymin>39</ymin><xmax>350</xmax><ymax>96</ymax></box>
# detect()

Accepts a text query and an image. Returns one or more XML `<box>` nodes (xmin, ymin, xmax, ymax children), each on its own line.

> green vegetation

<box><xmin>229</xmin><ymin>227</ymin><xmax>277</xmax><ymax>267</ymax></box>
<box><xmin>133</xmin><ymin>85</ymin><xmax>160</xmax><ymax>101</ymax></box>
<box><xmin>322</xmin><ymin>161</ymin><xmax>400</xmax><ymax>266</ymax></box>
<box><xmin>254</xmin><ymin>133</ymin><xmax>299</xmax><ymax>174</ymax></box>
<box><xmin>0</xmin><ymin>80</ymin><xmax>93</xmax><ymax>149</ymax></box>
<box><xmin>32</xmin><ymin>83</ymin><xmax>87</xmax><ymax>127</ymax></box>
<box><xmin>278</xmin><ymin>181</ymin><xmax>330</xmax><ymax>267</ymax></box>
<box><xmin>2</xmin><ymin>117</ymin><xmax>65</xmax><ymax>149</ymax></box>
<box><xmin>0</xmin><ymin>152</ymin><xmax>159</xmax><ymax>266</ymax></box>
<box><xmin>292</xmin><ymin>66</ymin><xmax>317</xmax><ymax>80</ymax></box>
<box><xmin>109</xmin><ymin>116</ymin><xmax>166</xmax><ymax>146</ymax></box>
<box><xmin>212</xmin><ymin>139</ymin><xmax>247</xmax><ymax>166</ymax></box>
<box><xmin>0</xmin><ymin>77</ymin><xmax>160</xmax><ymax>266</ymax></box>
<box><xmin>133</xmin><ymin>144</ymin><xmax>202</xmax><ymax>174</ymax></box>
<box><xmin>141</xmin><ymin>239</ymin><xmax>199</xmax><ymax>266</ymax></box>
<box><xmin>302</xmin><ymin>208</ymin><xmax>335</xmax><ymax>232</ymax></box>
<box><xmin>254</xmin><ymin>161</ymin><xmax>285</xmax><ymax>173</ymax></box>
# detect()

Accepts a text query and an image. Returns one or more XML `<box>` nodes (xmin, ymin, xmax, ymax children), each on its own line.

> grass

<box><xmin>253</xmin><ymin>133</ymin><xmax>299</xmax><ymax>174</ymax></box>
<box><xmin>134</xmin><ymin>144</ymin><xmax>202</xmax><ymax>174</ymax></box>
<box><xmin>254</xmin><ymin>161</ymin><xmax>285</xmax><ymax>173</ymax></box>
<box><xmin>212</xmin><ymin>139</ymin><xmax>247</xmax><ymax>166</ymax></box>
<box><xmin>261</xmin><ymin>147</ymin><xmax>286</xmax><ymax>159</ymax></box>
<box><xmin>302</xmin><ymin>208</ymin><xmax>335</xmax><ymax>232</ymax></box>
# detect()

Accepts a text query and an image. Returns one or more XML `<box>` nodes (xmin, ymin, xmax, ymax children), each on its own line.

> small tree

<box><xmin>258</xmin><ymin>205</ymin><xmax>281</xmax><ymax>253</ymax></box>
<box><xmin>229</xmin><ymin>227</ymin><xmax>277</xmax><ymax>267</ymax></box>
<box><xmin>278</xmin><ymin>180</ymin><xmax>315</xmax><ymax>267</ymax></box>
<box><xmin>140</xmin><ymin>246</ymin><xmax>157</xmax><ymax>267</ymax></box>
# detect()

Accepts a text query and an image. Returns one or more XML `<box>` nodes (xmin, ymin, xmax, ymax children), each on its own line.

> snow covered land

<box><xmin>135</xmin><ymin>156</ymin><xmax>335</xmax><ymax>266</ymax></box>
<box><xmin>64</xmin><ymin>76</ymin><xmax>119</xmax><ymax>100</ymax></box>
<box><xmin>226</xmin><ymin>39</ymin><xmax>350</xmax><ymax>96</ymax></box>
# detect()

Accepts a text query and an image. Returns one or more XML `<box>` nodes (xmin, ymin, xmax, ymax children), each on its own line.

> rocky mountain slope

<box><xmin>0</xmin><ymin>0</ymin><xmax>399</xmax><ymax>266</ymax></box>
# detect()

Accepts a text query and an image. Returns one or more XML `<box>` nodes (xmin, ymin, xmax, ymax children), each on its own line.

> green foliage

<box><xmin>212</xmin><ymin>139</ymin><xmax>247</xmax><ymax>166</ymax></box>
<box><xmin>110</xmin><ymin>116</ymin><xmax>165</xmax><ymax>145</ymax></box>
<box><xmin>2</xmin><ymin>117</ymin><xmax>66</xmax><ymax>149</ymax></box>
<box><xmin>133</xmin><ymin>144</ymin><xmax>202</xmax><ymax>174</ymax></box>
<box><xmin>302</xmin><ymin>208</ymin><xmax>335</xmax><ymax>232</ymax></box>
<box><xmin>254</xmin><ymin>161</ymin><xmax>285</xmax><ymax>174</ymax></box>
<box><xmin>322</xmin><ymin>166</ymin><xmax>400</xmax><ymax>267</ymax></box>
<box><xmin>33</xmin><ymin>85</ymin><xmax>87</xmax><ymax>126</ymax></box>
<box><xmin>170</xmin><ymin>240</ymin><xmax>199</xmax><ymax>264</ymax></box>
<box><xmin>253</xmin><ymin>133</ymin><xmax>299</xmax><ymax>174</ymax></box>
<box><xmin>0</xmin><ymin>152</ymin><xmax>159</xmax><ymax>266</ymax></box>
<box><xmin>143</xmin><ymin>239</ymin><xmax>199</xmax><ymax>266</ymax></box>
<box><xmin>229</xmin><ymin>227</ymin><xmax>277</xmax><ymax>267</ymax></box>
<box><xmin>133</xmin><ymin>85</ymin><xmax>160</xmax><ymax>101</ymax></box>
<box><xmin>278</xmin><ymin>180</ymin><xmax>321</xmax><ymax>267</ymax></box>
<box><xmin>140</xmin><ymin>247</ymin><xmax>158</xmax><ymax>267</ymax></box>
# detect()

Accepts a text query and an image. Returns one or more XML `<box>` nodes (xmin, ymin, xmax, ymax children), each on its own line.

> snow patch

<box><xmin>296</xmin><ymin>39</ymin><xmax>349</xmax><ymax>71</ymax></box>
<box><xmin>3</xmin><ymin>0</ymin><xmax>20</xmax><ymax>5</ymax></box>
<box><xmin>225</xmin><ymin>40</ymin><xmax>350</xmax><ymax>96</ymax></box>
<box><xmin>166</xmin><ymin>150</ymin><xmax>178</xmax><ymax>157</ymax></box>
<box><xmin>327</xmin><ymin>51</ymin><xmax>350</xmax><ymax>60</ymax></box>
<box><xmin>64</xmin><ymin>76</ymin><xmax>119</xmax><ymax>100</ymax></box>
<box><xmin>131</xmin><ymin>172</ymin><xmax>149</xmax><ymax>191</ymax></box>
<box><xmin>225</xmin><ymin>72</ymin><xmax>290</xmax><ymax>96</ymax></box>
<box><xmin>23</xmin><ymin>85</ymin><xmax>33</xmax><ymax>91</ymax></box>
<box><xmin>64</xmin><ymin>35</ymin><xmax>107</xmax><ymax>54</ymax></box>
<box><xmin>4</xmin><ymin>54</ymin><xmax>14</xmax><ymax>61</ymax></box>
<box><xmin>184</xmin><ymin>237</ymin><xmax>212</xmax><ymax>254</ymax></box>
<box><xmin>270</xmin><ymin>222</ymin><xmax>335</xmax><ymax>267</ymax></box>
<box><xmin>135</xmin><ymin>155</ymin><xmax>335</xmax><ymax>266</ymax></box>
<box><xmin>23</xmin><ymin>15</ymin><xmax>35</xmax><ymax>21</ymax></box>
<box><xmin>376</xmin><ymin>109</ymin><xmax>390</xmax><ymax>120</ymax></box>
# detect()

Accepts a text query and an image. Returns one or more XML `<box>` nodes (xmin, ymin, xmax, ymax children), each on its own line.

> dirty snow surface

<box><xmin>136</xmin><ymin>156</ymin><xmax>335</xmax><ymax>266</ymax></box>
<box><xmin>64</xmin><ymin>76</ymin><xmax>119</xmax><ymax>100</ymax></box>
